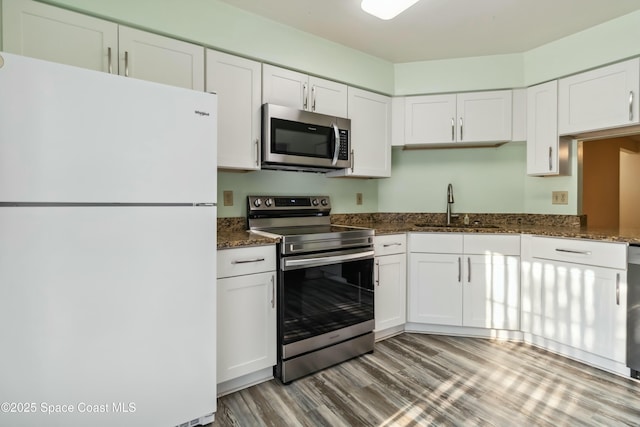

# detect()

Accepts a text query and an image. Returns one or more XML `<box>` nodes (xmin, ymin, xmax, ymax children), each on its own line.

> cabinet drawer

<box><xmin>531</xmin><ymin>236</ymin><xmax>626</xmax><ymax>269</ymax></box>
<box><xmin>464</xmin><ymin>234</ymin><xmax>520</xmax><ymax>255</ymax></box>
<box><xmin>217</xmin><ymin>245</ymin><xmax>276</xmax><ymax>278</ymax></box>
<box><xmin>374</xmin><ymin>234</ymin><xmax>407</xmax><ymax>256</ymax></box>
<box><xmin>409</xmin><ymin>233</ymin><xmax>463</xmax><ymax>254</ymax></box>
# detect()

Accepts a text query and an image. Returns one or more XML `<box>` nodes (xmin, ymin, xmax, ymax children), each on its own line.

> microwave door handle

<box><xmin>331</xmin><ymin>122</ymin><xmax>340</xmax><ymax>166</ymax></box>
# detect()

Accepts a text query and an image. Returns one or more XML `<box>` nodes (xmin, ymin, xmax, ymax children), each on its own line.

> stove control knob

<box><xmin>320</xmin><ymin>198</ymin><xmax>328</xmax><ymax>206</ymax></box>
<box><xmin>311</xmin><ymin>199</ymin><xmax>319</xmax><ymax>206</ymax></box>
<box><xmin>253</xmin><ymin>198</ymin><xmax>262</xmax><ymax>208</ymax></box>
<box><xmin>265</xmin><ymin>198</ymin><xmax>273</xmax><ymax>207</ymax></box>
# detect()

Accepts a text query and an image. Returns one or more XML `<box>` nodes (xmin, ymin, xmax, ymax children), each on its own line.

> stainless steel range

<box><xmin>247</xmin><ymin>195</ymin><xmax>375</xmax><ymax>384</ymax></box>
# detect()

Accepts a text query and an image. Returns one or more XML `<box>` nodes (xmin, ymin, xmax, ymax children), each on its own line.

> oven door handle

<box><xmin>282</xmin><ymin>249</ymin><xmax>374</xmax><ymax>270</ymax></box>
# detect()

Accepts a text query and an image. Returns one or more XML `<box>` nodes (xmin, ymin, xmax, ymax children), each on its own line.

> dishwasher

<box><xmin>628</xmin><ymin>245</ymin><xmax>640</xmax><ymax>379</ymax></box>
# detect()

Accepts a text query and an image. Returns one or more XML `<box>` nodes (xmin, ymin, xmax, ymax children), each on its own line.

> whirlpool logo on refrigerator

<box><xmin>194</xmin><ymin>110</ymin><xmax>210</xmax><ymax>117</ymax></box>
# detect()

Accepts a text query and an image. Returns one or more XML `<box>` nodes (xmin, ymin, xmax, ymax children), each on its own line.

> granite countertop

<box><xmin>358</xmin><ymin>221</ymin><xmax>640</xmax><ymax>244</ymax></box>
<box><xmin>217</xmin><ymin>214</ymin><xmax>640</xmax><ymax>249</ymax></box>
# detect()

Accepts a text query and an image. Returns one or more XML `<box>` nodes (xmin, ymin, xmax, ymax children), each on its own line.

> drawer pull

<box><xmin>555</xmin><ymin>248</ymin><xmax>592</xmax><ymax>256</ymax></box>
<box><xmin>231</xmin><ymin>257</ymin><xmax>265</xmax><ymax>264</ymax></box>
<box><xmin>382</xmin><ymin>243</ymin><xmax>403</xmax><ymax>247</ymax></box>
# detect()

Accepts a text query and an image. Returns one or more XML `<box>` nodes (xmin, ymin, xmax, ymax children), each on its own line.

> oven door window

<box><xmin>281</xmin><ymin>258</ymin><xmax>373</xmax><ymax>345</ymax></box>
<box><xmin>271</xmin><ymin>118</ymin><xmax>335</xmax><ymax>159</ymax></box>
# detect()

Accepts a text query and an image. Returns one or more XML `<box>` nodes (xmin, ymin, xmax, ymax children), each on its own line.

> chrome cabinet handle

<box><xmin>382</xmin><ymin>243</ymin><xmax>403</xmax><ymax>247</ymax></box>
<box><xmin>124</xmin><ymin>51</ymin><xmax>129</xmax><ymax>77</ymax></box>
<box><xmin>303</xmin><ymin>83</ymin><xmax>308</xmax><ymax>110</ymax></box>
<box><xmin>350</xmin><ymin>149</ymin><xmax>355</xmax><ymax>172</ymax></box>
<box><xmin>107</xmin><ymin>47</ymin><xmax>112</xmax><ymax>74</ymax></box>
<box><xmin>451</xmin><ymin>118</ymin><xmax>455</xmax><ymax>141</ymax></box>
<box><xmin>312</xmin><ymin>85</ymin><xmax>317</xmax><ymax>111</ymax></box>
<box><xmin>616</xmin><ymin>273</ymin><xmax>620</xmax><ymax>306</ymax></box>
<box><xmin>231</xmin><ymin>258</ymin><xmax>265</xmax><ymax>264</ymax></box>
<box><xmin>255</xmin><ymin>138</ymin><xmax>260</xmax><ymax>167</ymax></box>
<box><xmin>459</xmin><ymin>117</ymin><xmax>464</xmax><ymax>141</ymax></box>
<box><xmin>555</xmin><ymin>248</ymin><xmax>592</xmax><ymax>255</ymax></box>
<box><xmin>458</xmin><ymin>257</ymin><xmax>461</xmax><ymax>282</ymax></box>
<box><xmin>271</xmin><ymin>275</ymin><xmax>275</xmax><ymax>309</ymax></box>
<box><xmin>548</xmin><ymin>146</ymin><xmax>553</xmax><ymax>171</ymax></box>
<box><xmin>630</xmin><ymin>91</ymin><xmax>634</xmax><ymax>121</ymax></box>
<box><xmin>375</xmin><ymin>260</ymin><xmax>380</xmax><ymax>287</ymax></box>
<box><xmin>467</xmin><ymin>257</ymin><xmax>471</xmax><ymax>283</ymax></box>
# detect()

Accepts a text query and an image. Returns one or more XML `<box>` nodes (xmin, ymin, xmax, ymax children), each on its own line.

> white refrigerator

<box><xmin>0</xmin><ymin>52</ymin><xmax>217</xmax><ymax>427</ymax></box>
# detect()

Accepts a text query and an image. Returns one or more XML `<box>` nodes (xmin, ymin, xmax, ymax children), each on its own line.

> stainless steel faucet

<box><xmin>446</xmin><ymin>183</ymin><xmax>457</xmax><ymax>226</ymax></box>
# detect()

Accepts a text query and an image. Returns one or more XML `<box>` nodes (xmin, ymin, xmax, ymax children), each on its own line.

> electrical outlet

<box><xmin>356</xmin><ymin>193</ymin><xmax>363</xmax><ymax>205</ymax></box>
<box><xmin>223</xmin><ymin>190</ymin><xmax>233</xmax><ymax>206</ymax></box>
<box><xmin>552</xmin><ymin>191</ymin><xmax>568</xmax><ymax>205</ymax></box>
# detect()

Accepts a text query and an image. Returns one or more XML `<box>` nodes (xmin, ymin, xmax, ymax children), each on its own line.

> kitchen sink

<box><xmin>413</xmin><ymin>223</ymin><xmax>501</xmax><ymax>229</ymax></box>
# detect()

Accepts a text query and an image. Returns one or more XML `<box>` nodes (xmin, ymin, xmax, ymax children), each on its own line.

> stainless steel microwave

<box><xmin>262</xmin><ymin>104</ymin><xmax>351</xmax><ymax>172</ymax></box>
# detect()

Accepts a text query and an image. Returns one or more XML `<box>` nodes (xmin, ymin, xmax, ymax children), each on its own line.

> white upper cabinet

<box><xmin>511</xmin><ymin>88</ymin><xmax>527</xmax><ymax>142</ymax></box>
<box><xmin>206</xmin><ymin>50</ymin><xmax>262</xmax><ymax>170</ymax></box>
<box><xmin>3</xmin><ymin>0</ymin><xmax>205</xmax><ymax>91</ymax></box>
<box><xmin>262</xmin><ymin>64</ymin><xmax>347</xmax><ymax>117</ymax></box>
<box><xmin>118</xmin><ymin>26</ymin><xmax>204</xmax><ymax>91</ymax></box>
<box><xmin>526</xmin><ymin>80</ymin><xmax>569</xmax><ymax>176</ymax></box>
<box><xmin>327</xmin><ymin>87</ymin><xmax>391</xmax><ymax>178</ymax></box>
<box><xmin>3</xmin><ymin>0</ymin><xmax>117</xmax><ymax>73</ymax></box>
<box><xmin>404</xmin><ymin>90</ymin><xmax>512</xmax><ymax>147</ymax></box>
<box><xmin>558</xmin><ymin>58</ymin><xmax>640</xmax><ymax>135</ymax></box>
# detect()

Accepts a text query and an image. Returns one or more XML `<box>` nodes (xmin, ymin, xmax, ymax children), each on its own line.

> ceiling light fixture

<box><xmin>361</xmin><ymin>0</ymin><xmax>420</xmax><ymax>20</ymax></box>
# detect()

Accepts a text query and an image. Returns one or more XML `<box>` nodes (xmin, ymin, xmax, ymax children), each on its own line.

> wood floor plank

<box><xmin>211</xmin><ymin>334</ymin><xmax>640</xmax><ymax>426</ymax></box>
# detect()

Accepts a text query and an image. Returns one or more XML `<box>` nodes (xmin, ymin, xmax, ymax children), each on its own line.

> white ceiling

<box><xmin>217</xmin><ymin>0</ymin><xmax>640</xmax><ymax>63</ymax></box>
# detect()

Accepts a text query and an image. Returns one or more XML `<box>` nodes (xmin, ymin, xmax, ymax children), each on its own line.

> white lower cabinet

<box><xmin>528</xmin><ymin>236</ymin><xmax>627</xmax><ymax>367</ymax></box>
<box><xmin>216</xmin><ymin>246</ymin><xmax>276</xmax><ymax>386</ymax></box>
<box><xmin>408</xmin><ymin>233</ymin><xmax>520</xmax><ymax>330</ymax></box>
<box><xmin>374</xmin><ymin>235</ymin><xmax>407</xmax><ymax>337</ymax></box>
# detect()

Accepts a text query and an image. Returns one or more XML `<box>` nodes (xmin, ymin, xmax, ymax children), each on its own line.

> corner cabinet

<box><xmin>3</xmin><ymin>0</ymin><xmax>205</xmax><ymax>91</ymax></box>
<box><xmin>206</xmin><ymin>50</ymin><xmax>262</xmax><ymax>170</ymax></box>
<box><xmin>373</xmin><ymin>234</ymin><xmax>407</xmax><ymax>339</ymax></box>
<box><xmin>408</xmin><ymin>233</ymin><xmax>520</xmax><ymax>331</ymax></box>
<box><xmin>262</xmin><ymin>64</ymin><xmax>347</xmax><ymax>117</ymax></box>
<box><xmin>327</xmin><ymin>88</ymin><xmax>391</xmax><ymax>178</ymax></box>
<box><xmin>404</xmin><ymin>90</ymin><xmax>512</xmax><ymax>147</ymax></box>
<box><xmin>526</xmin><ymin>80</ymin><xmax>569</xmax><ymax>176</ymax></box>
<box><xmin>216</xmin><ymin>246</ymin><xmax>277</xmax><ymax>388</ymax></box>
<box><xmin>558</xmin><ymin>58</ymin><xmax>640</xmax><ymax>136</ymax></box>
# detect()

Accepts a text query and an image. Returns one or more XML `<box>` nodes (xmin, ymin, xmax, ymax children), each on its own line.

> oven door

<box><xmin>279</xmin><ymin>248</ymin><xmax>374</xmax><ymax>359</ymax></box>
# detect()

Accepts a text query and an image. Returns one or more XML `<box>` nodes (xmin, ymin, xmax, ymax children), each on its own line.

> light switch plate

<box><xmin>356</xmin><ymin>193</ymin><xmax>363</xmax><ymax>205</ymax></box>
<box><xmin>223</xmin><ymin>190</ymin><xmax>233</xmax><ymax>206</ymax></box>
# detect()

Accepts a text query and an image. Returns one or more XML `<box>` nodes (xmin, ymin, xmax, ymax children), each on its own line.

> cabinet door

<box><xmin>118</xmin><ymin>26</ymin><xmax>205</xmax><ymax>90</ymax></box>
<box><xmin>527</xmin><ymin>80</ymin><xmax>560</xmax><ymax>175</ymax></box>
<box><xmin>456</xmin><ymin>90</ymin><xmax>512</xmax><ymax>143</ymax></box>
<box><xmin>408</xmin><ymin>253</ymin><xmax>462</xmax><ymax>325</ymax></box>
<box><xmin>541</xmin><ymin>260</ymin><xmax>626</xmax><ymax>362</ymax></box>
<box><xmin>206</xmin><ymin>50</ymin><xmax>261</xmax><ymax>170</ymax></box>
<box><xmin>217</xmin><ymin>271</ymin><xmax>277</xmax><ymax>383</ymax></box>
<box><xmin>308</xmin><ymin>76</ymin><xmax>348</xmax><ymax>117</ymax></box>
<box><xmin>558</xmin><ymin>58</ymin><xmax>640</xmax><ymax>135</ymax></box>
<box><xmin>262</xmin><ymin>64</ymin><xmax>308</xmax><ymax>110</ymax></box>
<box><xmin>328</xmin><ymin>87</ymin><xmax>391</xmax><ymax>178</ymax></box>
<box><xmin>404</xmin><ymin>94</ymin><xmax>457</xmax><ymax>145</ymax></box>
<box><xmin>463</xmin><ymin>254</ymin><xmax>520</xmax><ymax>330</ymax></box>
<box><xmin>375</xmin><ymin>253</ymin><xmax>407</xmax><ymax>332</ymax></box>
<box><xmin>2</xmin><ymin>0</ymin><xmax>118</xmax><ymax>73</ymax></box>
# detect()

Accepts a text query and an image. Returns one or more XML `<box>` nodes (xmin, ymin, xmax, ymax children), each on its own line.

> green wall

<box><xmin>217</xmin><ymin>170</ymin><xmax>378</xmax><ymax>217</ymax></box>
<box><xmin>24</xmin><ymin>1</ymin><xmax>640</xmax><ymax>217</ymax></box>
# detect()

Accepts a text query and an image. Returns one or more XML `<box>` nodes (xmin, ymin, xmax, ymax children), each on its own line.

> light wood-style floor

<box><xmin>211</xmin><ymin>333</ymin><xmax>640</xmax><ymax>426</ymax></box>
